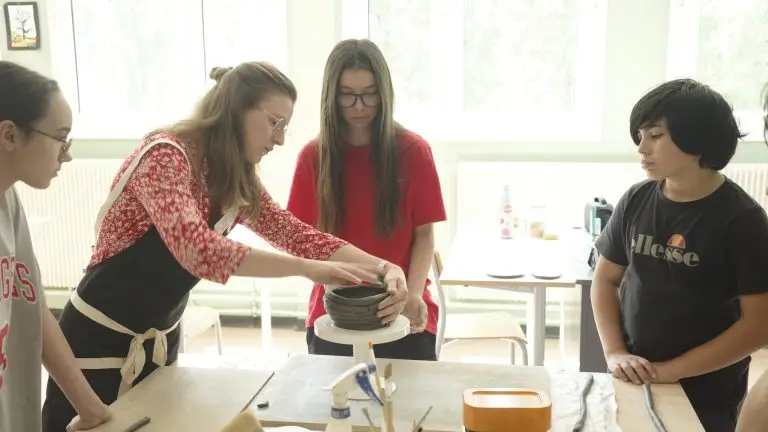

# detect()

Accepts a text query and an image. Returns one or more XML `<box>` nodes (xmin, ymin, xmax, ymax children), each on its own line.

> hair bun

<box><xmin>209</xmin><ymin>66</ymin><xmax>233</xmax><ymax>82</ymax></box>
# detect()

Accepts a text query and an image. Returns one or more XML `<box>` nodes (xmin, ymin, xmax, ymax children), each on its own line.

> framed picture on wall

<box><xmin>3</xmin><ymin>1</ymin><xmax>40</xmax><ymax>50</ymax></box>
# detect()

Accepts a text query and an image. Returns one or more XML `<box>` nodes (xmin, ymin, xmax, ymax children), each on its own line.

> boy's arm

<box><xmin>592</xmin><ymin>189</ymin><xmax>633</xmax><ymax>357</ymax></box>
<box><xmin>42</xmin><ymin>309</ymin><xmax>111</xmax><ymax>427</ymax></box>
<box><xmin>736</xmin><ymin>368</ymin><xmax>768</xmax><ymax>432</ymax></box>
<box><xmin>591</xmin><ymin>257</ymin><xmax>628</xmax><ymax>356</ymax></box>
<box><xmin>658</xmin><ymin>208</ymin><xmax>768</xmax><ymax>382</ymax></box>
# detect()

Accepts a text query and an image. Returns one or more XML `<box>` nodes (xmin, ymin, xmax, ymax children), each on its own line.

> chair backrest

<box><xmin>432</xmin><ymin>251</ymin><xmax>447</xmax><ymax>358</ymax></box>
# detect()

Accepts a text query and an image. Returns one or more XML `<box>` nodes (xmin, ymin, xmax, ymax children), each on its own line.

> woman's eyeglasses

<box><xmin>263</xmin><ymin>111</ymin><xmax>290</xmax><ymax>138</ymax></box>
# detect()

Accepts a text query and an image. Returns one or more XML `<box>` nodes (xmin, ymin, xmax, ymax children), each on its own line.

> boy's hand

<box><xmin>66</xmin><ymin>402</ymin><xmax>111</xmax><ymax>431</ymax></box>
<box><xmin>607</xmin><ymin>351</ymin><xmax>657</xmax><ymax>385</ymax></box>
<box><xmin>651</xmin><ymin>361</ymin><xmax>683</xmax><ymax>384</ymax></box>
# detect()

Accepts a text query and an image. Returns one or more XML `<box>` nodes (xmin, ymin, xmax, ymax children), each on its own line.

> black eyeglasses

<box><xmin>29</xmin><ymin>127</ymin><xmax>72</xmax><ymax>161</ymax></box>
<box><xmin>337</xmin><ymin>92</ymin><xmax>380</xmax><ymax>108</ymax></box>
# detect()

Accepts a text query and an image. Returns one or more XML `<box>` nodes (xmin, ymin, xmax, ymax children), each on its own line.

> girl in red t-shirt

<box><xmin>287</xmin><ymin>39</ymin><xmax>447</xmax><ymax>360</ymax></box>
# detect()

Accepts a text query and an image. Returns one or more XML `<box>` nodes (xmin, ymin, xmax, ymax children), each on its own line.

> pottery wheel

<box><xmin>314</xmin><ymin>314</ymin><xmax>410</xmax><ymax>401</ymax></box>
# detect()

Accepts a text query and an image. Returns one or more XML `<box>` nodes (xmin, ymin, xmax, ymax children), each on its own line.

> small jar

<box><xmin>527</xmin><ymin>204</ymin><xmax>547</xmax><ymax>239</ymax></box>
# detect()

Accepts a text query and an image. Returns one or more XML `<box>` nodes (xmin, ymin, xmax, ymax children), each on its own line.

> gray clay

<box><xmin>324</xmin><ymin>284</ymin><xmax>390</xmax><ymax>331</ymax></box>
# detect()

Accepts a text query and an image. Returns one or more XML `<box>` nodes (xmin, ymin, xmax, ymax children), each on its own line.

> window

<box><xmin>48</xmin><ymin>0</ymin><xmax>288</xmax><ymax>139</ymax></box>
<box><xmin>342</xmin><ymin>0</ymin><xmax>608</xmax><ymax>142</ymax></box>
<box><xmin>667</xmin><ymin>0</ymin><xmax>768</xmax><ymax>140</ymax></box>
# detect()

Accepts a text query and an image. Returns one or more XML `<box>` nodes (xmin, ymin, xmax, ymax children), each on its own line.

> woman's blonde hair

<box><xmin>160</xmin><ymin>61</ymin><xmax>296</xmax><ymax>219</ymax></box>
<box><xmin>316</xmin><ymin>39</ymin><xmax>403</xmax><ymax>236</ymax></box>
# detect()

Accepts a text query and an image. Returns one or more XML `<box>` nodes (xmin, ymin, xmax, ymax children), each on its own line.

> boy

<box><xmin>592</xmin><ymin>78</ymin><xmax>768</xmax><ymax>432</ymax></box>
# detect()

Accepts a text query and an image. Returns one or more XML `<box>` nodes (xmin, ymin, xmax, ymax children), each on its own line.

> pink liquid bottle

<box><xmin>500</xmin><ymin>184</ymin><xmax>514</xmax><ymax>239</ymax></box>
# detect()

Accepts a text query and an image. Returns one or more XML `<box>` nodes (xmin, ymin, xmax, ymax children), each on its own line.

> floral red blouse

<box><xmin>89</xmin><ymin>133</ymin><xmax>347</xmax><ymax>284</ymax></box>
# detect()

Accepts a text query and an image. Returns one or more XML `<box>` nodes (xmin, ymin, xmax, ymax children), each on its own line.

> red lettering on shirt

<box><xmin>15</xmin><ymin>262</ymin><xmax>36</xmax><ymax>303</ymax></box>
<box><xmin>0</xmin><ymin>321</ymin><xmax>9</xmax><ymax>390</ymax></box>
<box><xmin>0</xmin><ymin>256</ymin><xmax>37</xmax><ymax>305</ymax></box>
<box><xmin>1</xmin><ymin>257</ymin><xmax>10</xmax><ymax>300</ymax></box>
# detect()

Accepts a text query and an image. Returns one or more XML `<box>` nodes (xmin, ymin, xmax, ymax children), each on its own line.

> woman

<box><xmin>287</xmin><ymin>39</ymin><xmax>446</xmax><ymax>361</ymax></box>
<box><xmin>0</xmin><ymin>61</ymin><xmax>111</xmax><ymax>431</ymax></box>
<box><xmin>42</xmin><ymin>62</ymin><xmax>409</xmax><ymax>431</ymax></box>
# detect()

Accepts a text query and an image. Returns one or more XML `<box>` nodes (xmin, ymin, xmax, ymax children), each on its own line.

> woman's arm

<box><xmin>246</xmin><ymin>190</ymin><xmax>406</xmax><ymax>320</ymax></box>
<box><xmin>41</xmin><ymin>309</ymin><xmax>110</xmax><ymax>427</ymax></box>
<box><xmin>127</xmin><ymin>144</ymin><xmax>331</xmax><ymax>283</ymax></box>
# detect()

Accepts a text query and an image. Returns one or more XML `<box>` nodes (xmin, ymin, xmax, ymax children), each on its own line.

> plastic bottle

<box><xmin>500</xmin><ymin>184</ymin><xmax>515</xmax><ymax>239</ymax></box>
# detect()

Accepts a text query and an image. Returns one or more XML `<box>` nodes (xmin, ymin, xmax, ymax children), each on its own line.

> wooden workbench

<box><xmin>254</xmin><ymin>355</ymin><xmax>704</xmax><ymax>431</ymax></box>
<box><xmin>88</xmin><ymin>366</ymin><xmax>274</xmax><ymax>432</ymax></box>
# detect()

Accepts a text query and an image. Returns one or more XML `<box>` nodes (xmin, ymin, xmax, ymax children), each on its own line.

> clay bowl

<box><xmin>323</xmin><ymin>283</ymin><xmax>390</xmax><ymax>331</ymax></box>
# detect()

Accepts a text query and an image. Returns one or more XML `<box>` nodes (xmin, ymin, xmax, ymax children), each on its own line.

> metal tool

<box><xmin>643</xmin><ymin>383</ymin><xmax>668</xmax><ymax>432</ymax></box>
<box><xmin>572</xmin><ymin>374</ymin><xmax>594</xmax><ymax>431</ymax></box>
<box><xmin>239</xmin><ymin>371</ymin><xmax>275</xmax><ymax>412</ymax></box>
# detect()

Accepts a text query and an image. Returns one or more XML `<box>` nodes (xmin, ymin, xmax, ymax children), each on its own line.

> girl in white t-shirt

<box><xmin>0</xmin><ymin>61</ymin><xmax>110</xmax><ymax>432</ymax></box>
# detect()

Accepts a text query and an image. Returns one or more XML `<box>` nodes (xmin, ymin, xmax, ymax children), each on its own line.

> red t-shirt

<box><xmin>286</xmin><ymin>130</ymin><xmax>447</xmax><ymax>335</ymax></box>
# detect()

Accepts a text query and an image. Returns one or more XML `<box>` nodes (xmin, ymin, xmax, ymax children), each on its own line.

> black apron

<box><xmin>42</xmin><ymin>138</ymin><xmax>238</xmax><ymax>431</ymax></box>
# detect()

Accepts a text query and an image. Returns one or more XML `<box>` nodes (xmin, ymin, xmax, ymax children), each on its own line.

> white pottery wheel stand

<box><xmin>314</xmin><ymin>314</ymin><xmax>410</xmax><ymax>400</ymax></box>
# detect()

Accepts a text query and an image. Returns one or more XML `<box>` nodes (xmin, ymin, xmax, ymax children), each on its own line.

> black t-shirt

<box><xmin>596</xmin><ymin>177</ymin><xmax>768</xmax><ymax>410</ymax></box>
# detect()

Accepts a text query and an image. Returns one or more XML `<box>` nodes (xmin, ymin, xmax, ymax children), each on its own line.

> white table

<box><xmin>439</xmin><ymin>226</ymin><xmax>593</xmax><ymax>366</ymax></box>
<box><xmin>253</xmin><ymin>354</ymin><xmax>703</xmax><ymax>431</ymax></box>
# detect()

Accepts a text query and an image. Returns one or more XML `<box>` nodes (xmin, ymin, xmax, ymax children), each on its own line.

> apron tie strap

<box><xmin>70</xmin><ymin>291</ymin><xmax>179</xmax><ymax>396</ymax></box>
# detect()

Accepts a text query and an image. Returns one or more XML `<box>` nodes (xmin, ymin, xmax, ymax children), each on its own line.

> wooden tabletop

<box><xmin>253</xmin><ymin>354</ymin><xmax>703</xmax><ymax>431</ymax></box>
<box><xmin>439</xmin><ymin>226</ymin><xmax>594</xmax><ymax>288</ymax></box>
<box><xmin>88</xmin><ymin>366</ymin><xmax>274</xmax><ymax>432</ymax></box>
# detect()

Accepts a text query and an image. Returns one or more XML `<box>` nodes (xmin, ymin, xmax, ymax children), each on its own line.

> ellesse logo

<box><xmin>631</xmin><ymin>233</ymin><xmax>700</xmax><ymax>267</ymax></box>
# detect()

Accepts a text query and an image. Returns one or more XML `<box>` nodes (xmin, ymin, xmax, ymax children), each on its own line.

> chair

<box><xmin>180</xmin><ymin>302</ymin><xmax>224</xmax><ymax>355</ymax></box>
<box><xmin>433</xmin><ymin>251</ymin><xmax>528</xmax><ymax>365</ymax></box>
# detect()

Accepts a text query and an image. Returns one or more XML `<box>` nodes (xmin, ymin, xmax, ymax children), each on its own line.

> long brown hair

<box><xmin>317</xmin><ymin>39</ymin><xmax>403</xmax><ymax>236</ymax></box>
<box><xmin>160</xmin><ymin>61</ymin><xmax>296</xmax><ymax>219</ymax></box>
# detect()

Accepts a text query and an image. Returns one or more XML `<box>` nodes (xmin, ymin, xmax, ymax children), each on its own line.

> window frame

<box><xmin>46</xmin><ymin>0</ymin><xmax>289</xmax><ymax>140</ymax></box>
<box><xmin>341</xmin><ymin>0</ymin><xmax>609</xmax><ymax>142</ymax></box>
<box><xmin>666</xmin><ymin>0</ymin><xmax>767</xmax><ymax>141</ymax></box>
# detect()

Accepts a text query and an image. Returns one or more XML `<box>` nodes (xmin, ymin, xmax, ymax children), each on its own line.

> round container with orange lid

<box><xmin>462</xmin><ymin>387</ymin><xmax>551</xmax><ymax>432</ymax></box>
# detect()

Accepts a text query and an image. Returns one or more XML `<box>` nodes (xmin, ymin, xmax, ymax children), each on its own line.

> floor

<box><xmin>41</xmin><ymin>320</ymin><xmax>768</xmax><ymax>399</ymax></box>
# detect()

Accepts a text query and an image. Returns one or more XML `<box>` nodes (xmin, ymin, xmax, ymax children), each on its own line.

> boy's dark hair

<box><xmin>629</xmin><ymin>78</ymin><xmax>745</xmax><ymax>171</ymax></box>
<box><xmin>0</xmin><ymin>60</ymin><xmax>60</xmax><ymax>131</ymax></box>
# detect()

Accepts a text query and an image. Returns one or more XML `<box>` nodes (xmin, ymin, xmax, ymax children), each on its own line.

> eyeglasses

<box><xmin>263</xmin><ymin>110</ymin><xmax>290</xmax><ymax>138</ymax></box>
<box><xmin>337</xmin><ymin>92</ymin><xmax>380</xmax><ymax>108</ymax></box>
<box><xmin>29</xmin><ymin>127</ymin><xmax>72</xmax><ymax>161</ymax></box>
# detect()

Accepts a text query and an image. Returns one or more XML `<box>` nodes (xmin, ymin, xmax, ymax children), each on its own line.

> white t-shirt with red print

<box><xmin>0</xmin><ymin>186</ymin><xmax>45</xmax><ymax>432</ymax></box>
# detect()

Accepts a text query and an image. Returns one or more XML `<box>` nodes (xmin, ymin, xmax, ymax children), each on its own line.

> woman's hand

<box><xmin>302</xmin><ymin>259</ymin><xmax>381</xmax><ymax>286</ymax></box>
<box><xmin>403</xmin><ymin>295</ymin><xmax>428</xmax><ymax>333</ymax></box>
<box><xmin>376</xmin><ymin>264</ymin><xmax>408</xmax><ymax>325</ymax></box>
